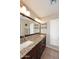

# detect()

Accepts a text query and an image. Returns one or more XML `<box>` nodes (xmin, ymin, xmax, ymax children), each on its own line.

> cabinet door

<box><xmin>31</xmin><ymin>47</ymin><xmax>37</xmax><ymax>59</ymax></box>
<box><xmin>36</xmin><ymin>43</ymin><xmax>41</xmax><ymax>59</ymax></box>
<box><xmin>27</xmin><ymin>48</ymin><xmax>36</xmax><ymax>59</ymax></box>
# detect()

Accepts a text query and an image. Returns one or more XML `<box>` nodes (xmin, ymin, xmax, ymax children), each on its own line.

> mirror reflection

<box><xmin>20</xmin><ymin>14</ymin><xmax>40</xmax><ymax>36</ymax></box>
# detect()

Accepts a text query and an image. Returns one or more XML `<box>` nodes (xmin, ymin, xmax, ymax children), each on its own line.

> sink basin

<box><xmin>20</xmin><ymin>40</ymin><xmax>34</xmax><ymax>50</ymax></box>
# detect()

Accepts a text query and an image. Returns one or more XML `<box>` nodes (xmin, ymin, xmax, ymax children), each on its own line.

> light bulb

<box><xmin>20</xmin><ymin>6</ymin><xmax>30</xmax><ymax>16</ymax></box>
<box><xmin>26</xmin><ymin>11</ymin><xmax>30</xmax><ymax>16</ymax></box>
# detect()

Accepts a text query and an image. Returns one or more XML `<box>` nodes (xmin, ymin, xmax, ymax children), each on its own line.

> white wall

<box><xmin>46</xmin><ymin>18</ymin><xmax>59</xmax><ymax>49</ymax></box>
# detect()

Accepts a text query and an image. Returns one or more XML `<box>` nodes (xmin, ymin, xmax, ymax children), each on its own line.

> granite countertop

<box><xmin>20</xmin><ymin>34</ymin><xmax>46</xmax><ymax>58</ymax></box>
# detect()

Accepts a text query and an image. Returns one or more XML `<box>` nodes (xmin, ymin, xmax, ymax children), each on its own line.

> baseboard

<box><xmin>46</xmin><ymin>44</ymin><xmax>59</xmax><ymax>52</ymax></box>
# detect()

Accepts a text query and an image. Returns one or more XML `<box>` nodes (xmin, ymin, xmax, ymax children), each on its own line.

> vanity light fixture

<box><xmin>26</xmin><ymin>11</ymin><xmax>30</xmax><ymax>16</ymax></box>
<box><xmin>35</xmin><ymin>18</ymin><xmax>45</xmax><ymax>24</ymax></box>
<box><xmin>20</xmin><ymin>6</ymin><xmax>30</xmax><ymax>16</ymax></box>
<box><xmin>35</xmin><ymin>18</ymin><xmax>42</xmax><ymax>23</ymax></box>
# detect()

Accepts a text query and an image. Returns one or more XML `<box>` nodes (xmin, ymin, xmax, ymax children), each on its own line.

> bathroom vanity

<box><xmin>20</xmin><ymin>34</ymin><xmax>46</xmax><ymax>59</ymax></box>
<box><xmin>20</xmin><ymin>13</ymin><xmax>46</xmax><ymax>59</ymax></box>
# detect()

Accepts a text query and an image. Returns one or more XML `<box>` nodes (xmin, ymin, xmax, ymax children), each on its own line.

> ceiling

<box><xmin>20</xmin><ymin>0</ymin><xmax>59</xmax><ymax>23</ymax></box>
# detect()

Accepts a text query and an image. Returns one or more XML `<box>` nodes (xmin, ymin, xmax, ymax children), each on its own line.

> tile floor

<box><xmin>41</xmin><ymin>47</ymin><xmax>59</xmax><ymax>59</ymax></box>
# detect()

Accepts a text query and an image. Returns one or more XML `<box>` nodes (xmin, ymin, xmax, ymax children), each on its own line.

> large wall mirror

<box><xmin>20</xmin><ymin>13</ymin><xmax>41</xmax><ymax>37</ymax></box>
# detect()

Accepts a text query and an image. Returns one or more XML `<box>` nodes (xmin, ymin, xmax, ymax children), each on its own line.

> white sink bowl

<box><xmin>20</xmin><ymin>40</ymin><xmax>34</xmax><ymax>50</ymax></box>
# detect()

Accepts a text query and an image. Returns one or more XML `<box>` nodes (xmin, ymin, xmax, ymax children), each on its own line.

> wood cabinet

<box><xmin>22</xmin><ymin>36</ymin><xmax>46</xmax><ymax>59</ymax></box>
